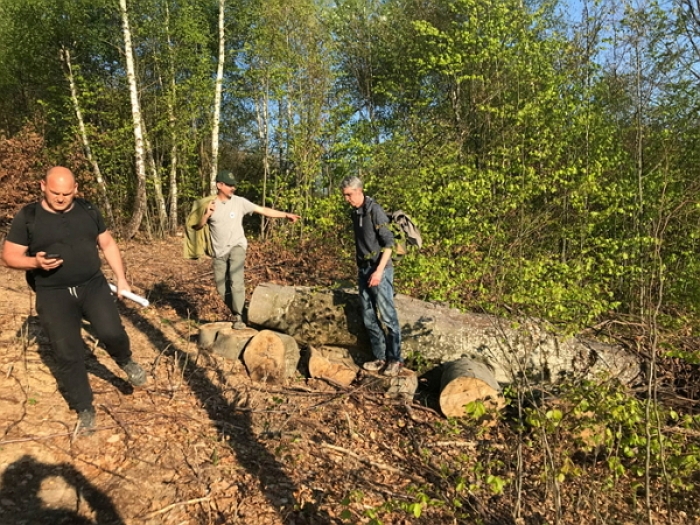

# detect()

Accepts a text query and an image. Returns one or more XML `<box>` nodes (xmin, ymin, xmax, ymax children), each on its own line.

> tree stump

<box><xmin>198</xmin><ymin>321</ymin><xmax>233</xmax><ymax>350</ymax></box>
<box><xmin>211</xmin><ymin>327</ymin><xmax>257</xmax><ymax>361</ymax></box>
<box><xmin>439</xmin><ymin>358</ymin><xmax>505</xmax><ymax>418</ymax></box>
<box><xmin>243</xmin><ymin>330</ymin><xmax>298</xmax><ymax>384</ymax></box>
<box><xmin>307</xmin><ymin>346</ymin><xmax>360</xmax><ymax>387</ymax></box>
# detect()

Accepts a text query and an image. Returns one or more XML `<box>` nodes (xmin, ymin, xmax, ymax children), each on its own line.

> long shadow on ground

<box><xmin>0</xmin><ymin>455</ymin><xmax>126</xmax><ymax>525</ymax></box>
<box><xmin>120</xmin><ymin>302</ymin><xmax>336</xmax><ymax>525</ymax></box>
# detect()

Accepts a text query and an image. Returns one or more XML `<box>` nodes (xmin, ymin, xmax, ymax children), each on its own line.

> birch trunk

<box><xmin>60</xmin><ymin>46</ymin><xmax>114</xmax><ymax>226</ymax></box>
<box><xmin>119</xmin><ymin>0</ymin><xmax>147</xmax><ymax>239</ymax></box>
<box><xmin>210</xmin><ymin>0</ymin><xmax>226</xmax><ymax>194</ymax></box>
<box><xmin>165</xmin><ymin>3</ymin><xmax>179</xmax><ymax>235</ymax></box>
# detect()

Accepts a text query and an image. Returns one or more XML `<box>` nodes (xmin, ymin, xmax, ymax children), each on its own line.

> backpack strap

<box><xmin>24</xmin><ymin>202</ymin><xmax>39</xmax><ymax>254</ymax></box>
<box><xmin>75</xmin><ymin>198</ymin><xmax>101</xmax><ymax>229</ymax></box>
<box><xmin>368</xmin><ymin>199</ymin><xmax>389</xmax><ymax>230</ymax></box>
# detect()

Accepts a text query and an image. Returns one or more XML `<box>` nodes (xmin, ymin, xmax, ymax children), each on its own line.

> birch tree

<box><xmin>119</xmin><ymin>0</ymin><xmax>147</xmax><ymax>238</ymax></box>
<box><xmin>59</xmin><ymin>45</ymin><xmax>115</xmax><ymax>225</ymax></box>
<box><xmin>210</xmin><ymin>0</ymin><xmax>226</xmax><ymax>194</ymax></box>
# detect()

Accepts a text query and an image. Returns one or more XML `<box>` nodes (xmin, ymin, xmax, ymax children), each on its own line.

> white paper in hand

<box><xmin>108</xmin><ymin>283</ymin><xmax>150</xmax><ymax>308</ymax></box>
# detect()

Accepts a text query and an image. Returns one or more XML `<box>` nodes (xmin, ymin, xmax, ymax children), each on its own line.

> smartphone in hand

<box><xmin>45</xmin><ymin>253</ymin><xmax>61</xmax><ymax>259</ymax></box>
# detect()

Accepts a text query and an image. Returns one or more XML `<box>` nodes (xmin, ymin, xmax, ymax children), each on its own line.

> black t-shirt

<box><xmin>6</xmin><ymin>200</ymin><xmax>107</xmax><ymax>288</ymax></box>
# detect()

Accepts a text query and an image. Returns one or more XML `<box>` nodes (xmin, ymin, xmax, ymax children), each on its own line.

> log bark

<box><xmin>243</xmin><ymin>330</ymin><xmax>298</xmax><ymax>384</ymax></box>
<box><xmin>211</xmin><ymin>328</ymin><xmax>256</xmax><ymax>361</ymax></box>
<box><xmin>198</xmin><ymin>322</ymin><xmax>233</xmax><ymax>350</ymax></box>
<box><xmin>247</xmin><ymin>282</ymin><xmax>640</xmax><ymax>385</ymax></box>
<box><xmin>276</xmin><ymin>332</ymin><xmax>301</xmax><ymax>380</ymax></box>
<box><xmin>359</xmin><ymin>370</ymin><xmax>419</xmax><ymax>401</ymax></box>
<box><xmin>439</xmin><ymin>358</ymin><xmax>504</xmax><ymax>418</ymax></box>
<box><xmin>198</xmin><ymin>322</ymin><xmax>257</xmax><ymax>361</ymax></box>
<box><xmin>307</xmin><ymin>346</ymin><xmax>359</xmax><ymax>387</ymax></box>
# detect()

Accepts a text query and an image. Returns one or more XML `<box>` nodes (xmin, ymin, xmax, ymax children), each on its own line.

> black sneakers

<box><xmin>77</xmin><ymin>408</ymin><xmax>96</xmax><ymax>435</ymax></box>
<box><xmin>120</xmin><ymin>360</ymin><xmax>147</xmax><ymax>386</ymax></box>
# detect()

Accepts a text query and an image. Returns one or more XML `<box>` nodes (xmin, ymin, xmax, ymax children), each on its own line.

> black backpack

<box><xmin>24</xmin><ymin>199</ymin><xmax>100</xmax><ymax>290</ymax></box>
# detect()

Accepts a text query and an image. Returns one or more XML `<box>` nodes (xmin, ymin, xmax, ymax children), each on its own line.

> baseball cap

<box><xmin>216</xmin><ymin>171</ymin><xmax>238</xmax><ymax>186</ymax></box>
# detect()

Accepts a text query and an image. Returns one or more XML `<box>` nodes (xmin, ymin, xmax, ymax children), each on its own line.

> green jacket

<box><xmin>183</xmin><ymin>195</ymin><xmax>215</xmax><ymax>259</ymax></box>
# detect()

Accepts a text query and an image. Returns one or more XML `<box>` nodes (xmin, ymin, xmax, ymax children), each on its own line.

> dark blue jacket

<box><xmin>350</xmin><ymin>196</ymin><xmax>395</xmax><ymax>268</ymax></box>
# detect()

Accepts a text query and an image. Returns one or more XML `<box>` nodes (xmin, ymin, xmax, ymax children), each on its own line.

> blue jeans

<box><xmin>358</xmin><ymin>265</ymin><xmax>402</xmax><ymax>363</ymax></box>
<box><xmin>213</xmin><ymin>245</ymin><xmax>246</xmax><ymax>316</ymax></box>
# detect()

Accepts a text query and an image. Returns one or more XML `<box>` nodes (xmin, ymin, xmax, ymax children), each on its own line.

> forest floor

<box><xmin>0</xmin><ymin>231</ymin><xmax>698</xmax><ymax>524</ymax></box>
<box><xmin>0</xmin><ymin>234</ymin><xmax>478</xmax><ymax>525</ymax></box>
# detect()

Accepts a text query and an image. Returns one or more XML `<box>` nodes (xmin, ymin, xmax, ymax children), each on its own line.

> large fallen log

<box><xmin>439</xmin><ymin>357</ymin><xmax>504</xmax><ymax>417</ymax></box>
<box><xmin>247</xmin><ymin>282</ymin><xmax>640</xmax><ymax>385</ymax></box>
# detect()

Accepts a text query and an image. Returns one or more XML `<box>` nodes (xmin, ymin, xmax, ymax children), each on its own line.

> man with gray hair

<box><xmin>340</xmin><ymin>176</ymin><xmax>404</xmax><ymax>377</ymax></box>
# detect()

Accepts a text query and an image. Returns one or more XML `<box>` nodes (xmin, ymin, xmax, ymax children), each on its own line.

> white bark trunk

<box><xmin>165</xmin><ymin>2</ymin><xmax>179</xmax><ymax>235</ymax></box>
<box><xmin>254</xmin><ymin>86</ymin><xmax>270</xmax><ymax>238</ymax></box>
<box><xmin>210</xmin><ymin>0</ymin><xmax>226</xmax><ymax>194</ymax></box>
<box><xmin>119</xmin><ymin>0</ymin><xmax>147</xmax><ymax>239</ymax></box>
<box><xmin>60</xmin><ymin>46</ymin><xmax>114</xmax><ymax>225</ymax></box>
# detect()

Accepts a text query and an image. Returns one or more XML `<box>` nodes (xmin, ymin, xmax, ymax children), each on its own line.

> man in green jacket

<box><xmin>190</xmin><ymin>171</ymin><xmax>300</xmax><ymax>328</ymax></box>
<box><xmin>184</xmin><ymin>195</ymin><xmax>215</xmax><ymax>259</ymax></box>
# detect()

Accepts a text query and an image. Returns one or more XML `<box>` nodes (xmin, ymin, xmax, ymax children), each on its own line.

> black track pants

<box><xmin>35</xmin><ymin>274</ymin><xmax>131</xmax><ymax>412</ymax></box>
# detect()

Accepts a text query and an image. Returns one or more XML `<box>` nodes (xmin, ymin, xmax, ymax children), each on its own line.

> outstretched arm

<box><xmin>253</xmin><ymin>205</ymin><xmax>301</xmax><ymax>223</ymax></box>
<box><xmin>97</xmin><ymin>231</ymin><xmax>131</xmax><ymax>296</ymax></box>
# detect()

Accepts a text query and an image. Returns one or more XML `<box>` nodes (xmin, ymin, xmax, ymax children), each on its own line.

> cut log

<box><xmin>359</xmin><ymin>369</ymin><xmax>419</xmax><ymax>400</ymax></box>
<box><xmin>210</xmin><ymin>327</ymin><xmax>257</xmax><ymax>361</ymax></box>
<box><xmin>198</xmin><ymin>321</ymin><xmax>233</xmax><ymax>350</ymax></box>
<box><xmin>307</xmin><ymin>346</ymin><xmax>359</xmax><ymax>387</ymax></box>
<box><xmin>439</xmin><ymin>358</ymin><xmax>504</xmax><ymax>418</ymax></box>
<box><xmin>247</xmin><ymin>282</ymin><xmax>640</xmax><ymax>385</ymax></box>
<box><xmin>276</xmin><ymin>332</ymin><xmax>301</xmax><ymax>380</ymax></box>
<box><xmin>243</xmin><ymin>330</ymin><xmax>299</xmax><ymax>384</ymax></box>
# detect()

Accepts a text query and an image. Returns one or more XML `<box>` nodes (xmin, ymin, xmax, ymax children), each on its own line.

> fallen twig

<box><xmin>321</xmin><ymin>443</ymin><xmax>424</xmax><ymax>483</ymax></box>
<box><xmin>426</xmin><ymin>440</ymin><xmax>477</xmax><ymax>448</ymax></box>
<box><xmin>140</xmin><ymin>496</ymin><xmax>212</xmax><ymax>519</ymax></box>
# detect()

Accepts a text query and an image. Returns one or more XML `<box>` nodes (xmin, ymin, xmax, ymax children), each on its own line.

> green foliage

<box><xmin>523</xmin><ymin>378</ymin><xmax>700</xmax><ymax>491</ymax></box>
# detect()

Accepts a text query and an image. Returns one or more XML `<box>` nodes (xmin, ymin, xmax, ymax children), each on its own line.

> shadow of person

<box><xmin>118</xmin><ymin>303</ymin><xmax>338</xmax><ymax>525</ymax></box>
<box><xmin>0</xmin><ymin>455</ymin><xmax>125</xmax><ymax>525</ymax></box>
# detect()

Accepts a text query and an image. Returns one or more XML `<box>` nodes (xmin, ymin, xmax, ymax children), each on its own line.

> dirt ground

<box><xmin>0</xmin><ymin>235</ymin><xmax>467</xmax><ymax>525</ymax></box>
